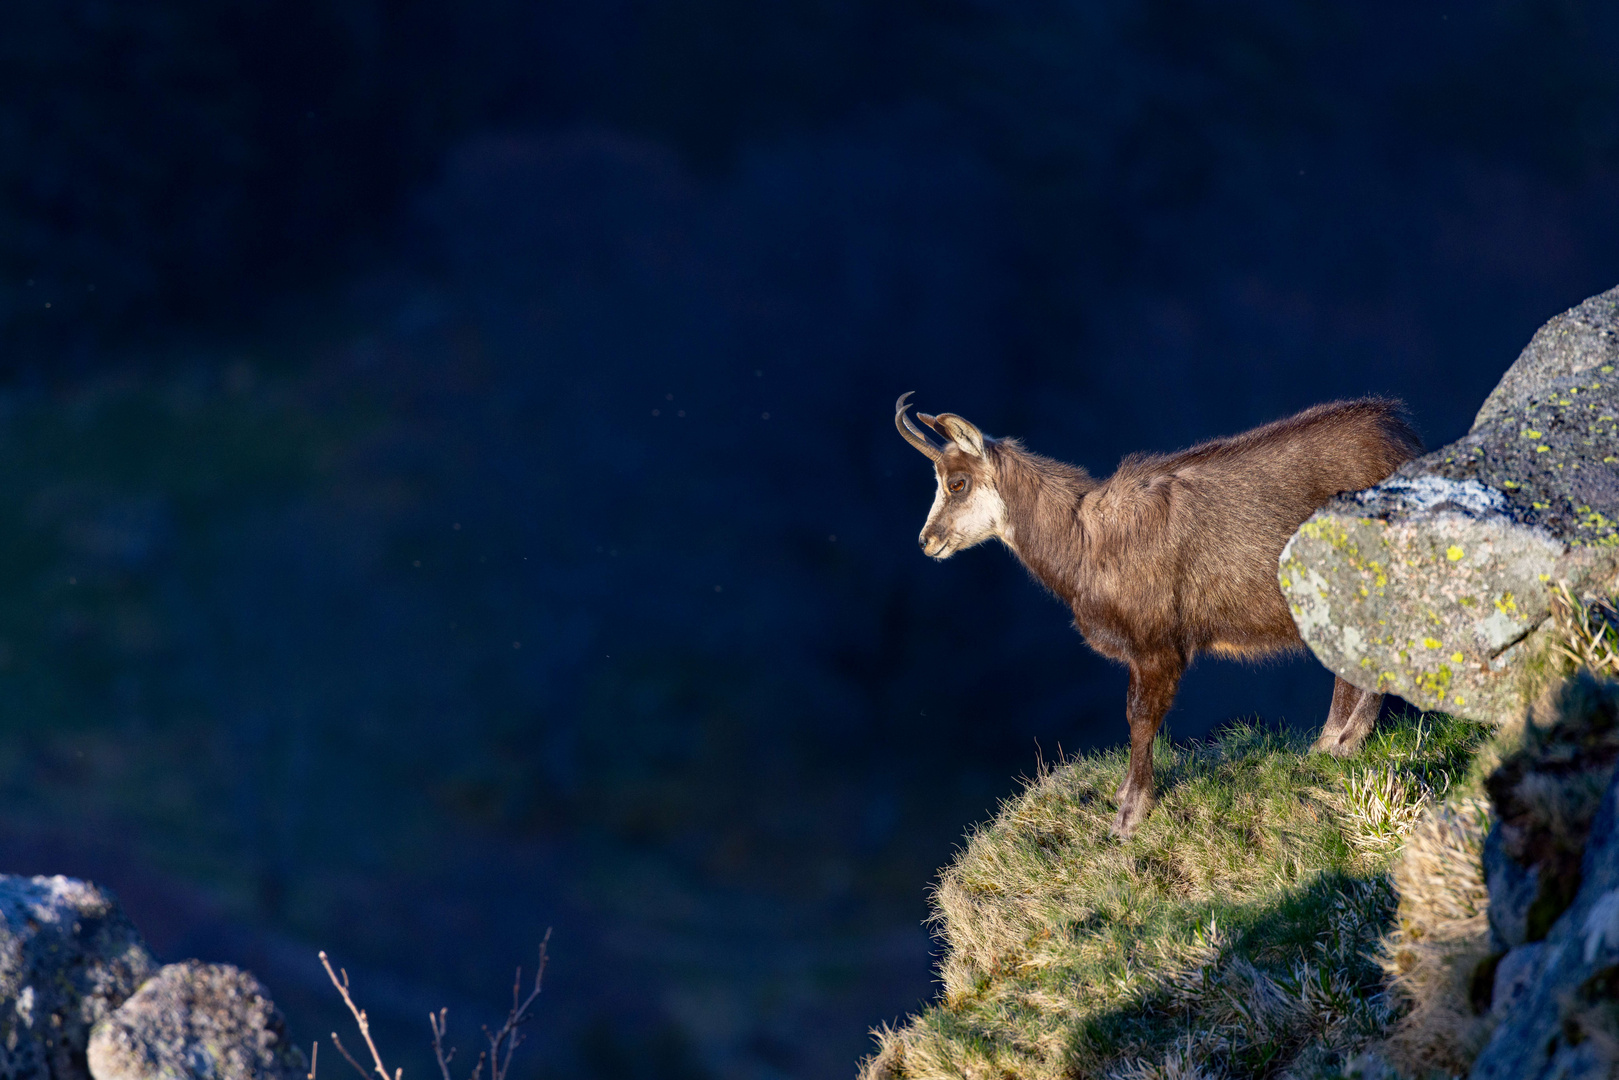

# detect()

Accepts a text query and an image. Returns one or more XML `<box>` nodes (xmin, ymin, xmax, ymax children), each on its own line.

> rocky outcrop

<box><xmin>0</xmin><ymin>877</ymin><xmax>305</xmax><ymax>1080</ymax></box>
<box><xmin>1281</xmin><ymin>284</ymin><xmax>1619</xmax><ymax>723</ymax></box>
<box><xmin>0</xmin><ymin>876</ymin><xmax>155</xmax><ymax>1080</ymax></box>
<box><xmin>1470</xmin><ymin>680</ymin><xmax>1619</xmax><ymax>1077</ymax></box>
<box><xmin>87</xmin><ymin>962</ymin><xmax>306</xmax><ymax>1080</ymax></box>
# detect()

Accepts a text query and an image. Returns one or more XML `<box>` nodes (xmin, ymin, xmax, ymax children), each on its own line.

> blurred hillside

<box><xmin>7</xmin><ymin>0</ymin><xmax>1619</xmax><ymax>392</ymax></box>
<box><xmin>1</xmin><ymin>2</ymin><xmax>1619</xmax><ymax>1078</ymax></box>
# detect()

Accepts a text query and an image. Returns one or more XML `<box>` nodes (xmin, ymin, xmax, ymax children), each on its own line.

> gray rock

<box><xmin>87</xmin><ymin>962</ymin><xmax>305</xmax><ymax>1080</ymax></box>
<box><xmin>1484</xmin><ymin>822</ymin><xmax>1542</xmax><ymax>952</ymax></box>
<box><xmin>0</xmin><ymin>875</ymin><xmax>155</xmax><ymax>1080</ymax></box>
<box><xmin>1471</xmin><ymin>767</ymin><xmax>1619</xmax><ymax>1078</ymax></box>
<box><xmin>1280</xmin><ymin>284</ymin><xmax>1619</xmax><ymax>723</ymax></box>
<box><xmin>1476</xmin><ymin>287</ymin><xmax>1619</xmax><ymax>430</ymax></box>
<box><xmin>1490</xmin><ymin>941</ymin><xmax>1546</xmax><ymax>1020</ymax></box>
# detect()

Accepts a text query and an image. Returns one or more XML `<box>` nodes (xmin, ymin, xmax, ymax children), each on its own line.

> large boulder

<box><xmin>87</xmin><ymin>962</ymin><xmax>306</xmax><ymax>1080</ymax></box>
<box><xmin>1280</xmin><ymin>284</ymin><xmax>1619</xmax><ymax>723</ymax></box>
<box><xmin>0</xmin><ymin>875</ymin><xmax>155</xmax><ymax>1080</ymax></box>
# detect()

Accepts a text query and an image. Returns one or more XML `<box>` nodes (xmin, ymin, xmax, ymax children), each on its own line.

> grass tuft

<box><xmin>1550</xmin><ymin>584</ymin><xmax>1619</xmax><ymax>678</ymax></box>
<box><xmin>1373</xmin><ymin>794</ymin><xmax>1494</xmax><ymax>1077</ymax></box>
<box><xmin>859</xmin><ymin>712</ymin><xmax>1489</xmax><ymax>1080</ymax></box>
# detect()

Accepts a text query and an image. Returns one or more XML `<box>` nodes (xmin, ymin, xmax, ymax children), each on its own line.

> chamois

<box><xmin>895</xmin><ymin>392</ymin><xmax>1420</xmax><ymax>837</ymax></box>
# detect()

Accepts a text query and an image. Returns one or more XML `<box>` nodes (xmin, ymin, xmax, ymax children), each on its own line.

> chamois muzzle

<box><xmin>895</xmin><ymin>392</ymin><xmax>945</xmax><ymax>462</ymax></box>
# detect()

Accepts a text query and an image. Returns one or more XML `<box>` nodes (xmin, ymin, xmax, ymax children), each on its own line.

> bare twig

<box><xmin>431</xmin><ymin>1007</ymin><xmax>487</xmax><ymax>1080</ymax></box>
<box><xmin>483</xmin><ymin>929</ymin><xmax>550</xmax><ymax>1080</ymax></box>
<box><xmin>430</xmin><ymin>1009</ymin><xmax>451</xmax><ymax>1080</ymax></box>
<box><xmin>319</xmin><ymin>951</ymin><xmax>399</xmax><ymax>1080</ymax></box>
<box><xmin>321</xmin><ymin>933</ymin><xmax>550</xmax><ymax>1080</ymax></box>
<box><xmin>329</xmin><ymin>1033</ymin><xmax>370</xmax><ymax>1080</ymax></box>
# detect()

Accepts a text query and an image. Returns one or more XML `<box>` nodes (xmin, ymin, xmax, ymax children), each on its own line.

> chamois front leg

<box><xmin>1114</xmin><ymin>652</ymin><xmax>1183</xmax><ymax>838</ymax></box>
<box><xmin>1312</xmin><ymin>675</ymin><xmax>1382</xmax><ymax>757</ymax></box>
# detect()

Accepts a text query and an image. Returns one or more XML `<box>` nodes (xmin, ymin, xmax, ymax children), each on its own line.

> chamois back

<box><xmin>1067</xmin><ymin>398</ymin><xmax>1419</xmax><ymax>659</ymax></box>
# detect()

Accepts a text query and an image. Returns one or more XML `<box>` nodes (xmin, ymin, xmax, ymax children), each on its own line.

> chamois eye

<box><xmin>948</xmin><ymin>477</ymin><xmax>967</xmax><ymax>494</ymax></box>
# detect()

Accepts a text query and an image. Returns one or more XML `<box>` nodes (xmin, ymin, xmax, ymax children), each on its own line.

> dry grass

<box><xmin>859</xmin><ymin>713</ymin><xmax>1489</xmax><ymax>1080</ymax></box>
<box><xmin>1515</xmin><ymin>582</ymin><xmax>1619</xmax><ymax>708</ymax></box>
<box><xmin>1373</xmin><ymin>796</ymin><xmax>1494</xmax><ymax>1078</ymax></box>
<box><xmin>1549</xmin><ymin>584</ymin><xmax>1619</xmax><ymax>678</ymax></box>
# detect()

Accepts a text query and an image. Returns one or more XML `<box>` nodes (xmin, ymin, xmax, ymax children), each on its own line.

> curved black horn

<box><xmin>895</xmin><ymin>392</ymin><xmax>944</xmax><ymax>462</ymax></box>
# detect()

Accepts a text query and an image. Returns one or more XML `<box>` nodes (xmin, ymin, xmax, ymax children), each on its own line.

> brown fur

<box><xmin>902</xmin><ymin>397</ymin><xmax>1421</xmax><ymax>835</ymax></box>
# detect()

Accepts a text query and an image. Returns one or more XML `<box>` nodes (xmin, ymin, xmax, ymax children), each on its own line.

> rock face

<box><xmin>87</xmin><ymin>962</ymin><xmax>306</xmax><ymax>1080</ymax></box>
<box><xmin>1462</xmin><ymin>674</ymin><xmax>1619</xmax><ymax>1078</ymax></box>
<box><xmin>1471</xmin><ymin>767</ymin><xmax>1619</xmax><ymax>1077</ymax></box>
<box><xmin>0</xmin><ymin>875</ymin><xmax>155</xmax><ymax>1080</ymax></box>
<box><xmin>1280</xmin><ymin>284</ymin><xmax>1619</xmax><ymax>723</ymax></box>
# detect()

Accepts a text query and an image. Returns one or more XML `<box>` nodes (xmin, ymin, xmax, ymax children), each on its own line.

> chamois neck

<box><xmin>990</xmin><ymin>440</ymin><xmax>1096</xmax><ymax>594</ymax></box>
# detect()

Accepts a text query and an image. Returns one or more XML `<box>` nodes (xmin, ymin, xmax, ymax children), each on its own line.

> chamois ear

<box><xmin>928</xmin><ymin>413</ymin><xmax>986</xmax><ymax>458</ymax></box>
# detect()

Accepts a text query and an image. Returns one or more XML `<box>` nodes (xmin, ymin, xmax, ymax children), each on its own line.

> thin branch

<box><xmin>430</xmin><ymin>1009</ymin><xmax>457</xmax><ymax>1080</ymax></box>
<box><xmin>329</xmin><ymin>1034</ymin><xmax>370</xmax><ymax>1080</ymax></box>
<box><xmin>319</xmin><ymin>951</ymin><xmax>394</xmax><ymax>1080</ymax></box>
<box><xmin>483</xmin><ymin>930</ymin><xmax>550</xmax><ymax>1080</ymax></box>
<box><xmin>320</xmin><ymin>934</ymin><xmax>549</xmax><ymax>1080</ymax></box>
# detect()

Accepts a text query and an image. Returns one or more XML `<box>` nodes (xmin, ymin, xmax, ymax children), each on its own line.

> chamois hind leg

<box><xmin>1114</xmin><ymin>652</ymin><xmax>1183</xmax><ymax>839</ymax></box>
<box><xmin>1312</xmin><ymin>675</ymin><xmax>1382</xmax><ymax>757</ymax></box>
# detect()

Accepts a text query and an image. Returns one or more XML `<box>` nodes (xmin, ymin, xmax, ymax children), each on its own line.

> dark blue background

<box><xmin>2</xmin><ymin>2</ymin><xmax>1618</xmax><ymax>1077</ymax></box>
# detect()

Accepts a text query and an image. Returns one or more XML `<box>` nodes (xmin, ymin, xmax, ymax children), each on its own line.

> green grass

<box><xmin>861</xmin><ymin>712</ymin><xmax>1491</xmax><ymax>1080</ymax></box>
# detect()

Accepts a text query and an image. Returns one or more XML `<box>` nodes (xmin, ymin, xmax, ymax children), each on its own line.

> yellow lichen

<box><xmin>1415</xmin><ymin>665</ymin><xmax>1453</xmax><ymax>702</ymax></box>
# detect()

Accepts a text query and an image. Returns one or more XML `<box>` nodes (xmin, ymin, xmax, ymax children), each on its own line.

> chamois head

<box><xmin>894</xmin><ymin>392</ymin><xmax>1006</xmax><ymax>559</ymax></box>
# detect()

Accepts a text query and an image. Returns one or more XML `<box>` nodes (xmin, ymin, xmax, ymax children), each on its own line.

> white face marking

<box><xmin>919</xmin><ymin>472</ymin><xmax>1007</xmax><ymax>558</ymax></box>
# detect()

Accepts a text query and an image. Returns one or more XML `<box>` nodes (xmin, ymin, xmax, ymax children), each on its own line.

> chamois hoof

<box><xmin>1111</xmin><ymin>788</ymin><xmax>1155</xmax><ymax>839</ymax></box>
<box><xmin>1311</xmin><ymin>728</ymin><xmax>1366</xmax><ymax>758</ymax></box>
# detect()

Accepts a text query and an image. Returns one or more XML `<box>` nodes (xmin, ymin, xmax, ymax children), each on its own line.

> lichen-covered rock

<box><xmin>1281</xmin><ymin>284</ymin><xmax>1619</xmax><ymax>722</ymax></box>
<box><xmin>0</xmin><ymin>875</ymin><xmax>155</xmax><ymax>1080</ymax></box>
<box><xmin>87</xmin><ymin>962</ymin><xmax>305</xmax><ymax>1080</ymax></box>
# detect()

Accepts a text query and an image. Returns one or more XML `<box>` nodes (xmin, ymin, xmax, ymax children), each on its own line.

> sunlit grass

<box><xmin>859</xmin><ymin>711</ymin><xmax>1490</xmax><ymax>1080</ymax></box>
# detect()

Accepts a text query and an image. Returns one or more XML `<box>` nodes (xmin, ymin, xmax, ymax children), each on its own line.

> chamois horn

<box><xmin>895</xmin><ymin>392</ymin><xmax>944</xmax><ymax>462</ymax></box>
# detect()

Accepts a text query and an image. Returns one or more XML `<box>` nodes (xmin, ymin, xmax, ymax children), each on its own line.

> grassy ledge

<box><xmin>861</xmin><ymin>712</ymin><xmax>1490</xmax><ymax>1080</ymax></box>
